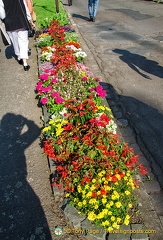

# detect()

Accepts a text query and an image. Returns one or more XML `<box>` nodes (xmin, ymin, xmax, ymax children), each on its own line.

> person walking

<box><xmin>88</xmin><ymin>0</ymin><xmax>99</xmax><ymax>22</ymax></box>
<box><xmin>0</xmin><ymin>0</ymin><xmax>35</xmax><ymax>71</ymax></box>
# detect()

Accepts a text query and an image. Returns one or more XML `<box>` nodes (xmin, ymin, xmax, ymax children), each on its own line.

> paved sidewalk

<box><xmin>0</xmin><ymin>37</ymin><xmax>57</xmax><ymax>240</ymax></box>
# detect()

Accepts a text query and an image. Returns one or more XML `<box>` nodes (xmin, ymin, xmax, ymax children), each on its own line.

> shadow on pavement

<box><xmin>101</xmin><ymin>82</ymin><xmax>163</xmax><ymax>175</ymax></box>
<box><xmin>113</xmin><ymin>49</ymin><xmax>163</xmax><ymax>79</ymax></box>
<box><xmin>72</xmin><ymin>13</ymin><xmax>89</xmax><ymax>21</ymax></box>
<box><xmin>0</xmin><ymin>113</ymin><xmax>52</xmax><ymax>240</ymax></box>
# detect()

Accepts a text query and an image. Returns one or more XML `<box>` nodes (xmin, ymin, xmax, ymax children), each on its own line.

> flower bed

<box><xmin>35</xmin><ymin>20</ymin><xmax>148</xmax><ymax>232</ymax></box>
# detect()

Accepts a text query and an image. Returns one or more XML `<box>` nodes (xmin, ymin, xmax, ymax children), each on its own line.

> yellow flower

<box><xmin>56</xmin><ymin>128</ymin><xmax>64</xmax><ymax>136</ymax></box>
<box><xmin>117</xmin><ymin>217</ymin><xmax>122</xmax><ymax>223</ymax></box>
<box><xmin>106</xmin><ymin>203</ymin><xmax>110</xmax><ymax>208</ymax></box>
<box><xmin>102</xmin><ymin>198</ymin><xmax>107</xmax><ymax>204</ymax></box>
<box><xmin>81</xmin><ymin>190</ymin><xmax>86</xmax><ymax>195</ymax></box>
<box><xmin>89</xmin><ymin>199</ymin><xmax>97</xmax><ymax>204</ymax></box>
<box><xmin>124</xmin><ymin>219</ymin><xmax>130</xmax><ymax>225</ymax></box>
<box><xmin>125</xmin><ymin>190</ymin><xmax>131</xmax><ymax>195</ymax></box>
<box><xmin>88</xmin><ymin>211</ymin><xmax>96</xmax><ymax>221</ymax></box>
<box><xmin>98</xmin><ymin>106</ymin><xmax>105</xmax><ymax>110</ymax></box>
<box><xmin>109</xmin><ymin>201</ymin><xmax>114</xmax><ymax>206</ymax></box>
<box><xmin>94</xmin><ymin>205</ymin><xmax>99</xmax><ymax>209</ymax></box>
<box><xmin>74</xmin><ymin>198</ymin><xmax>78</xmax><ymax>202</ymax></box>
<box><xmin>78</xmin><ymin>202</ymin><xmax>82</xmax><ymax>207</ymax></box>
<box><xmin>125</xmin><ymin>215</ymin><xmax>130</xmax><ymax>219</ymax></box>
<box><xmin>48</xmin><ymin>120</ymin><xmax>55</xmax><ymax>125</ymax></box>
<box><xmin>112</xmin><ymin>222</ymin><xmax>120</xmax><ymax>229</ymax></box>
<box><xmin>90</xmin><ymin>185</ymin><xmax>96</xmax><ymax>191</ymax></box>
<box><xmin>65</xmin><ymin>193</ymin><xmax>70</xmax><ymax>197</ymax></box>
<box><xmin>92</xmin><ymin>179</ymin><xmax>96</xmax><ymax>183</ymax></box>
<box><xmin>97</xmin><ymin>191</ymin><xmax>101</xmax><ymax>196</ymax></box>
<box><xmin>108</xmin><ymin>227</ymin><xmax>113</xmax><ymax>232</ymax></box>
<box><xmin>83</xmin><ymin>200</ymin><xmax>87</xmax><ymax>205</ymax></box>
<box><xmin>42</xmin><ymin>126</ymin><xmax>51</xmax><ymax>132</ymax></box>
<box><xmin>102</xmin><ymin>209</ymin><xmax>108</xmax><ymax>215</ymax></box>
<box><xmin>115</xmin><ymin>202</ymin><xmax>122</xmax><ymax>208</ymax></box>
<box><xmin>102</xmin><ymin>220</ymin><xmax>109</xmax><ymax>226</ymax></box>
<box><xmin>128</xmin><ymin>203</ymin><xmax>132</xmax><ymax>208</ymax></box>
<box><xmin>115</xmin><ymin>174</ymin><xmax>121</xmax><ymax>180</ymax></box>
<box><xmin>86</xmin><ymin>192</ymin><xmax>92</xmax><ymax>198</ymax></box>
<box><xmin>111</xmin><ymin>216</ymin><xmax>115</xmax><ymax>221</ymax></box>
<box><xmin>85</xmin><ymin>184</ymin><xmax>89</xmax><ymax>189</ymax></box>
<box><xmin>97</xmin><ymin>212</ymin><xmax>104</xmax><ymax>219</ymax></box>
<box><xmin>107</xmin><ymin>211</ymin><xmax>112</xmax><ymax>215</ymax></box>
<box><xmin>106</xmin><ymin>107</ymin><xmax>111</xmax><ymax>111</ymax></box>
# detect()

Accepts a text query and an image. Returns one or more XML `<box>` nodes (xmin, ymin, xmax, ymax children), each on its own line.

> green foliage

<box><xmin>33</xmin><ymin>0</ymin><xmax>70</xmax><ymax>29</ymax></box>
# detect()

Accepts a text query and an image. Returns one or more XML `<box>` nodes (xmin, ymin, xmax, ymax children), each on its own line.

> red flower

<box><xmin>63</xmin><ymin>123</ymin><xmax>72</xmax><ymax>130</ymax></box>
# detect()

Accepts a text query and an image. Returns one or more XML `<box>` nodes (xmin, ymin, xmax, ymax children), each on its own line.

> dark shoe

<box><xmin>89</xmin><ymin>16</ymin><xmax>93</xmax><ymax>21</ymax></box>
<box><xmin>24</xmin><ymin>65</ymin><xmax>30</xmax><ymax>71</ymax></box>
<box><xmin>18</xmin><ymin>59</ymin><xmax>23</xmax><ymax>65</ymax></box>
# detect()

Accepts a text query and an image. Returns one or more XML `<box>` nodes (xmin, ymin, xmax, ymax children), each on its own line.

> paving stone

<box><xmin>117</xmin><ymin>118</ymin><xmax>128</xmax><ymax>127</ymax></box>
<box><xmin>142</xmin><ymin>179</ymin><xmax>161</xmax><ymax>194</ymax></box>
<box><xmin>107</xmin><ymin>225</ymin><xmax>131</xmax><ymax>240</ymax></box>
<box><xmin>81</xmin><ymin>218</ymin><xmax>106</xmax><ymax>240</ymax></box>
<box><xmin>113</xmin><ymin>111</ymin><xmax>123</xmax><ymax>119</ymax></box>
<box><xmin>131</xmin><ymin>224</ymin><xmax>148</xmax><ymax>240</ymax></box>
<box><xmin>159</xmin><ymin>216</ymin><xmax>163</xmax><ymax>228</ymax></box>
<box><xmin>64</xmin><ymin>205</ymin><xmax>86</xmax><ymax>229</ymax></box>
<box><xmin>129</xmin><ymin>143</ymin><xmax>142</xmax><ymax>155</ymax></box>
<box><xmin>149</xmin><ymin>192</ymin><xmax>163</xmax><ymax>215</ymax></box>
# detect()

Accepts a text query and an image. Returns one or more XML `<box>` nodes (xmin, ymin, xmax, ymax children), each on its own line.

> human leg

<box><xmin>93</xmin><ymin>0</ymin><xmax>99</xmax><ymax>21</ymax></box>
<box><xmin>17</xmin><ymin>30</ymin><xmax>30</xmax><ymax>71</ymax></box>
<box><xmin>7</xmin><ymin>31</ymin><xmax>20</xmax><ymax>57</ymax></box>
<box><xmin>88</xmin><ymin>0</ymin><xmax>94</xmax><ymax>20</ymax></box>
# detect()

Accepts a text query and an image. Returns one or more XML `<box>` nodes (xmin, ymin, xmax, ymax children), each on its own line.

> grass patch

<box><xmin>33</xmin><ymin>0</ymin><xmax>69</xmax><ymax>29</ymax></box>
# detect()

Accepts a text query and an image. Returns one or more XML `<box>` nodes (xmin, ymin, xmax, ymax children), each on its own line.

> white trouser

<box><xmin>7</xmin><ymin>30</ymin><xmax>29</xmax><ymax>59</ymax></box>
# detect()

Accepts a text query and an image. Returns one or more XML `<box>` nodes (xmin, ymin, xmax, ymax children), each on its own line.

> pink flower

<box><xmin>90</xmin><ymin>87</ymin><xmax>95</xmax><ymax>92</ymax></box>
<box><xmin>51</xmin><ymin>78</ymin><xmax>57</xmax><ymax>83</ymax></box>
<box><xmin>97</xmin><ymin>89</ymin><xmax>106</xmax><ymax>97</ymax></box>
<box><xmin>82</xmin><ymin>77</ymin><xmax>88</xmax><ymax>81</ymax></box>
<box><xmin>44</xmin><ymin>69</ymin><xmax>50</xmax><ymax>73</ymax></box>
<box><xmin>95</xmin><ymin>85</ymin><xmax>106</xmax><ymax>97</ymax></box>
<box><xmin>55</xmin><ymin>97</ymin><xmax>66</xmax><ymax>104</ymax></box>
<box><xmin>39</xmin><ymin>74</ymin><xmax>49</xmax><ymax>81</ymax></box>
<box><xmin>51</xmin><ymin>92</ymin><xmax>60</xmax><ymax>98</ymax></box>
<box><xmin>42</xmin><ymin>86</ymin><xmax>52</xmax><ymax>93</ymax></box>
<box><xmin>41</xmin><ymin>97</ymin><xmax>49</xmax><ymax>104</ymax></box>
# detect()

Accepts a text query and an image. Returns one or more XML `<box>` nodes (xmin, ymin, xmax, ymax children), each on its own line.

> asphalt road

<box><xmin>62</xmin><ymin>0</ymin><xmax>163</xmax><ymax>185</ymax></box>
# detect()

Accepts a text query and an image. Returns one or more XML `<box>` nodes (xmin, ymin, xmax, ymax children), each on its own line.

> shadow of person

<box><xmin>0</xmin><ymin>113</ymin><xmax>52</xmax><ymax>240</ymax></box>
<box><xmin>72</xmin><ymin>13</ymin><xmax>90</xmax><ymax>21</ymax></box>
<box><xmin>101</xmin><ymin>82</ymin><xmax>163</xmax><ymax>176</ymax></box>
<box><xmin>5</xmin><ymin>44</ymin><xmax>31</xmax><ymax>60</ymax></box>
<box><xmin>113</xmin><ymin>49</ymin><xmax>163</xmax><ymax>79</ymax></box>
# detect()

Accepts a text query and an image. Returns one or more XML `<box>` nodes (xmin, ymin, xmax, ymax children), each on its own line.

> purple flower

<box><xmin>41</xmin><ymin>97</ymin><xmax>49</xmax><ymax>104</ymax></box>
